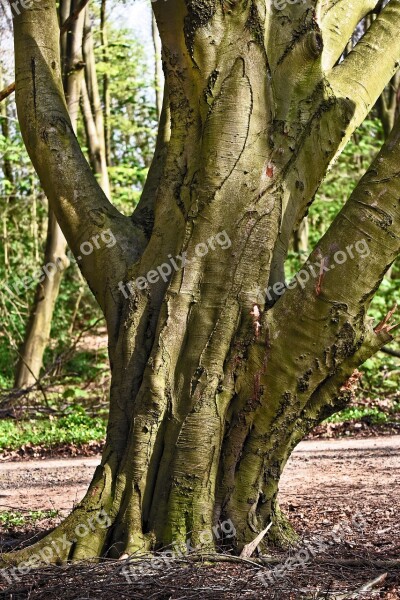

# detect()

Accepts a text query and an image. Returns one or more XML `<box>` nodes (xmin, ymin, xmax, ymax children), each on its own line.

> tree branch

<box><xmin>268</xmin><ymin>0</ymin><xmax>400</xmax><ymax>287</ymax></box>
<box><xmin>328</xmin><ymin>0</ymin><xmax>400</xmax><ymax>130</ymax></box>
<box><xmin>318</xmin><ymin>0</ymin><xmax>378</xmax><ymax>70</ymax></box>
<box><xmin>60</xmin><ymin>0</ymin><xmax>90</xmax><ymax>34</ymax></box>
<box><xmin>381</xmin><ymin>345</ymin><xmax>400</xmax><ymax>358</ymax></box>
<box><xmin>0</xmin><ymin>81</ymin><xmax>15</xmax><ymax>103</ymax></box>
<box><xmin>272</xmin><ymin>111</ymin><xmax>400</xmax><ymax>357</ymax></box>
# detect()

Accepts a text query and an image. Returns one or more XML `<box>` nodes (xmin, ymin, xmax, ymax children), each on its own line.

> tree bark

<box><xmin>152</xmin><ymin>12</ymin><xmax>163</xmax><ymax>121</ymax></box>
<box><xmin>4</xmin><ymin>0</ymin><xmax>400</xmax><ymax>567</ymax></box>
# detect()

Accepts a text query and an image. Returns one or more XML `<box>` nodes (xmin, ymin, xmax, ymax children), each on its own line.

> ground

<box><xmin>1</xmin><ymin>436</ymin><xmax>399</xmax><ymax>598</ymax></box>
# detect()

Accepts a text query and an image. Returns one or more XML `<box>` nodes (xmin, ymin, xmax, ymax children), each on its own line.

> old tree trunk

<box><xmin>3</xmin><ymin>0</ymin><xmax>400</xmax><ymax>567</ymax></box>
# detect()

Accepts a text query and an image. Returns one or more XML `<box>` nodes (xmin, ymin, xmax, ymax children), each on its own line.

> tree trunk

<box><xmin>0</xmin><ymin>64</ymin><xmax>14</xmax><ymax>187</ymax></box>
<box><xmin>100</xmin><ymin>0</ymin><xmax>111</xmax><ymax>166</ymax></box>
<box><xmin>0</xmin><ymin>63</ymin><xmax>13</xmax><ymax>277</ymax></box>
<box><xmin>14</xmin><ymin>211</ymin><xmax>70</xmax><ymax>388</ymax></box>
<box><xmin>82</xmin><ymin>9</ymin><xmax>111</xmax><ymax>197</ymax></box>
<box><xmin>377</xmin><ymin>71</ymin><xmax>400</xmax><ymax>138</ymax></box>
<box><xmin>293</xmin><ymin>217</ymin><xmax>309</xmax><ymax>256</ymax></box>
<box><xmin>4</xmin><ymin>0</ymin><xmax>400</xmax><ymax>568</ymax></box>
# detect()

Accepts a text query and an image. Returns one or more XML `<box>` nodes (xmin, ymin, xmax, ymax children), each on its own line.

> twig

<box><xmin>380</xmin><ymin>346</ymin><xmax>400</xmax><ymax>358</ymax></box>
<box><xmin>0</xmin><ymin>81</ymin><xmax>15</xmax><ymax>103</ymax></box>
<box><xmin>0</xmin><ymin>318</ymin><xmax>104</xmax><ymax>407</ymax></box>
<box><xmin>374</xmin><ymin>303</ymin><xmax>398</xmax><ymax>334</ymax></box>
<box><xmin>334</xmin><ymin>572</ymin><xmax>387</xmax><ymax>599</ymax></box>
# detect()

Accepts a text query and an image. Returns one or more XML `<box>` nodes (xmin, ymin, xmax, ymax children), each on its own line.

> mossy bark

<box><xmin>3</xmin><ymin>0</ymin><xmax>400</xmax><ymax>569</ymax></box>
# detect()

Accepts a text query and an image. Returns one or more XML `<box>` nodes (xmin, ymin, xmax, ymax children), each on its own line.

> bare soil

<box><xmin>1</xmin><ymin>436</ymin><xmax>400</xmax><ymax>598</ymax></box>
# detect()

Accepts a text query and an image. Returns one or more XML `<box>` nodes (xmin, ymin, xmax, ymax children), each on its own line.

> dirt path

<box><xmin>1</xmin><ymin>437</ymin><xmax>400</xmax><ymax>598</ymax></box>
<box><xmin>1</xmin><ymin>436</ymin><xmax>399</xmax><ymax>522</ymax></box>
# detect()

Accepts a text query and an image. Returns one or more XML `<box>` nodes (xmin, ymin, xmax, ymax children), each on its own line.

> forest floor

<box><xmin>0</xmin><ymin>436</ymin><xmax>399</xmax><ymax>598</ymax></box>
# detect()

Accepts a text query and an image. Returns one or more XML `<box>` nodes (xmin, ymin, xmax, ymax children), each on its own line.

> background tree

<box><xmin>1</xmin><ymin>0</ymin><xmax>156</xmax><ymax>391</ymax></box>
<box><xmin>14</xmin><ymin>0</ymin><xmax>87</xmax><ymax>388</ymax></box>
<box><xmin>2</xmin><ymin>0</ymin><xmax>400</xmax><ymax>566</ymax></box>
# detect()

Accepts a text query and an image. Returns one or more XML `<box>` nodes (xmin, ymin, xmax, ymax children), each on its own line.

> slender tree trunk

<box><xmin>377</xmin><ymin>72</ymin><xmax>400</xmax><ymax>137</ymax></box>
<box><xmin>293</xmin><ymin>217</ymin><xmax>309</xmax><ymax>256</ymax></box>
<box><xmin>0</xmin><ymin>63</ymin><xmax>13</xmax><ymax>276</ymax></box>
<box><xmin>100</xmin><ymin>0</ymin><xmax>111</xmax><ymax>166</ymax></box>
<box><xmin>82</xmin><ymin>9</ymin><xmax>110</xmax><ymax>197</ymax></box>
<box><xmin>80</xmin><ymin>75</ymin><xmax>110</xmax><ymax>197</ymax></box>
<box><xmin>0</xmin><ymin>65</ymin><xmax>14</xmax><ymax>187</ymax></box>
<box><xmin>14</xmin><ymin>211</ymin><xmax>70</xmax><ymax>387</ymax></box>
<box><xmin>4</xmin><ymin>0</ymin><xmax>400</xmax><ymax>567</ymax></box>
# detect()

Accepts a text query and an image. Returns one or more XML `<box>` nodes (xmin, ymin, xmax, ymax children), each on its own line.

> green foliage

<box><xmin>0</xmin><ymin>510</ymin><xmax>59</xmax><ymax>528</ymax></box>
<box><xmin>86</xmin><ymin>2</ymin><xmax>158</xmax><ymax>213</ymax></box>
<box><xmin>0</xmin><ymin>405</ymin><xmax>107</xmax><ymax>451</ymax></box>
<box><xmin>309</xmin><ymin>118</ymin><xmax>384</xmax><ymax>245</ymax></box>
<box><xmin>325</xmin><ymin>404</ymin><xmax>400</xmax><ymax>425</ymax></box>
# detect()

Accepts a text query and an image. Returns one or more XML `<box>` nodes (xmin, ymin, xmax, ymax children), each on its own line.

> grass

<box><xmin>0</xmin><ymin>405</ymin><xmax>107</xmax><ymax>451</ymax></box>
<box><xmin>0</xmin><ymin>510</ymin><xmax>59</xmax><ymax>528</ymax></box>
<box><xmin>325</xmin><ymin>403</ymin><xmax>400</xmax><ymax>425</ymax></box>
<box><xmin>1</xmin><ymin>403</ymin><xmax>399</xmax><ymax>453</ymax></box>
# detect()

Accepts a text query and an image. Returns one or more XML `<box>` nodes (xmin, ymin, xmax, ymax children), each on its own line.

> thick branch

<box><xmin>222</xmin><ymin>114</ymin><xmax>400</xmax><ymax>536</ymax></box>
<box><xmin>329</xmin><ymin>0</ymin><xmax>400</xmax><ymax>130</ymax></box>
<box><xmin>318</xmin><ymin>0</ymin><xmax>378</xmax><ymax>70</ymax></box>
<box><xmin>269</xmin><ymin>0</ymin><xmax>400</xmax><ymax>287</ymax></box>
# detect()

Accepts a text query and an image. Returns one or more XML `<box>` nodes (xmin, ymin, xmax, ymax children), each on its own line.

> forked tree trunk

<box><xmin>3</xmin><ymin>0</ymin><xmax>400</xmax><ymax>568</ymax></box>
